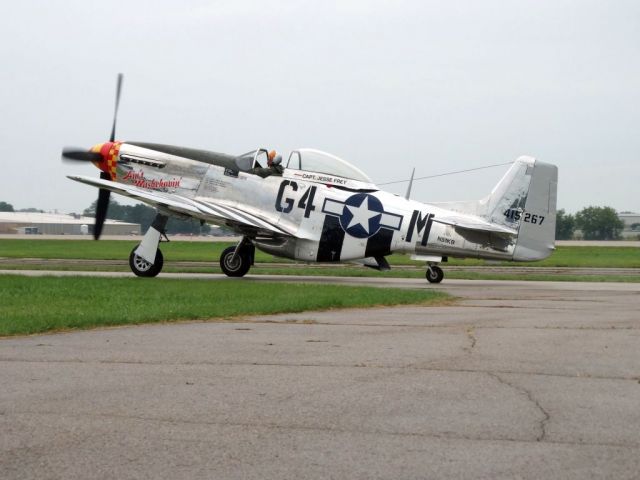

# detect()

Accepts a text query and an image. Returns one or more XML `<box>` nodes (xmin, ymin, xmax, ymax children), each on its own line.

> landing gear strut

<box><xmin>220</xmin><ymin>237</ymin><xmax>255</xmax><ymax>277</ymax></box>
<box><xmin>129</xmin><ymin>213</ymin><xmax>168</xmax><ymax>278</ymax></box>
<box><xmin>426</xmin><ymin>264</ymin><xmax>444</xmax><ymax>283</ymax></box>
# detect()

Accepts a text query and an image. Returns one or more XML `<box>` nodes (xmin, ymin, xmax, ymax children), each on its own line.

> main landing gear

<box><xmin>219</xmin><ymin>237</ymin><xmax>255</xmax><ymax>277</ymax></box>
<box><xmin>129</xmin><ymin>214</ymin><xmax>168</xmax><ymax>278</ymax></box>
<box><xmin>426</xmin><ymin>264</ymin><xmax>444</xmax><ymax>284</ymax></box>
<box><xmin>128</xmin><ymin>216</ymin><xmax>256</xmax><ymax>278</ymax></box>
<box><xmin>130</xmin><ymin>247</ymin><xmax>164</xmax><ymax>277</ymax></box>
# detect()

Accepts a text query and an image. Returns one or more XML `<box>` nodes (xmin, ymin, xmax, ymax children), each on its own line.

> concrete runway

<box><xmin>1</xmin><ymin>274</ymin><xmax>639</xmax><ymax>479</ymax></box>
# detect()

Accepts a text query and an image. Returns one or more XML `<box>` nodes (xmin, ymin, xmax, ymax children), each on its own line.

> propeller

<box><xmin>61</xmin><ymin>147</ymin><xmax>103</xmax><ymax>163</ymax></box>
<box><xmin>62</xmin><ymin>74</ymin><xmax>124</xmax><ymax>239</ymax></box>
<box><xmin>94</xmin><ymin>172</ymin><xmax>112</xmax><ymax>240</ymax></box>
<box><xmin>110</xmin><ymin>73</ymin><xmax>123</xmax><ymax>143</ymax></box>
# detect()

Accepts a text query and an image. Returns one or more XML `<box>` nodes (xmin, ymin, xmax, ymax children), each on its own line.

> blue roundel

<box><xmin>338</xmin><ymin>193</ymin><xmax>384</xmax><ymax>238</ymax></box>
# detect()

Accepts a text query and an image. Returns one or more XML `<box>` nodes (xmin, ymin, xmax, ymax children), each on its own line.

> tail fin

<box><xmin>513</xmin><ymin>159</ymin><xmax>557</xmax><ymax>260</ymax></box>
<box><xmin>486</xmin><ymin>156</ymin><xmax>558</xmax><ymax>260</ymax></box>
<box><xmin>432</xmin><ymin>156</ymin><xmax>558</xmax><ymax>261</ymax></box>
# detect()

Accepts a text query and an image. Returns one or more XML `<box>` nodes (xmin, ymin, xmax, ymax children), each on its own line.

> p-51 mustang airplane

<box><xmin>63</xmin><ymin>75</ymin><xmax>558</xmax><ymax>283</ymax></box>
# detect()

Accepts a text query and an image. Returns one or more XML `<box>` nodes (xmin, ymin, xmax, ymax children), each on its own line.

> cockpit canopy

<box><xmin>235</xmin><ymin>148</ymin><xmax>373</xmax><ymax>184</ymax></box>
<box><xmin>235</xmin><ymin>150</ymin><xmax>265</xmax><ymax>171</ymax></box>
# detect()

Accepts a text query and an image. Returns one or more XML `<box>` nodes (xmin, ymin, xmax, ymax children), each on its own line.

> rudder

<box><xmin>512</xmin><ymin>160</ymin><xmax>558</xmax><ymax>260</ymax></box>
<box><xmin>485</xmin><ymin>156</ymin><xmax>558</xmax><ymax>260</ymax></box>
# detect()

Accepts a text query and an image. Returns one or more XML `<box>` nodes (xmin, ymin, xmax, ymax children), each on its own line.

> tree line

<box><xmin>555</xmin><ymin>206</ymin><xmax>626</xmax><ymax>240</ymax></box>
<box><xmin>1</xmin><ymin>202</ymin><xmax>43</xmax><ymax>213</ymax></box>
<box><xmin>82</xmin><ymin>199</ymin><xmax>214</xmax><ymax>235</ymax></box>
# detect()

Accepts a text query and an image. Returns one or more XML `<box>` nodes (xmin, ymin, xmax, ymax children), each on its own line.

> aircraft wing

<box><xmin>67</xmin><ymin>175</ymin><xmax>296</xmax><ymax>238</ymax></box>
<box><xmin>432</xmin><ymin>214</ymin><xmax>518</xmax><ymax>235</ymax></box>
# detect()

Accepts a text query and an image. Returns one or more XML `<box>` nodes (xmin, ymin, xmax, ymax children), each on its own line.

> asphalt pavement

<box><xmin>1</xmin><ymin>275</ymin><xmax>639</xmax><ymax>479</ymax></box>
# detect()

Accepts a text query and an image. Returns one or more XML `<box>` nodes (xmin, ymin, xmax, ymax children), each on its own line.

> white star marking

<box><xmin>345</xmin><ymin>197</ymin><xmax>381</xmax><ymax>234</ymax></box>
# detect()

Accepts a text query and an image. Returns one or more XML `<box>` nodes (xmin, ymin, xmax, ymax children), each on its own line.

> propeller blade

<box><xmin>109</xmin><ymin>73</ymin><xmax>124</xmax><ymax>142</ymax></box>
<box><xmin>62</xmin><ymin>147</ymin><xmax>103</xmax><ymax>163</ymax></box>
<box><xmin>94</xmin><ymin>172</ymin><xmax>112</xmax><ymax>240</ymax></box>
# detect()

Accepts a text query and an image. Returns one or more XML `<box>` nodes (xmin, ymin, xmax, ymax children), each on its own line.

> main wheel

<box><xmin>426</xmin><ymin>265</ymin><xmax>444</xmax><ymax>283</ymax></box>
<box><xmin>220</xmin><ymin>246</ymin><xmax>251</xmax><ymax>277</ymax></box>
<box><xmin>129</xmin><ymin>245</ymin><xmax>164</xmax><ymax>277</ymax></box>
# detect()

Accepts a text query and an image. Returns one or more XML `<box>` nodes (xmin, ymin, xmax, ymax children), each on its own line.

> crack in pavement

<box><xmin>3</xmin><ymin>410</ymin><xmax>636</xmax><ymax>450</ymax></box>
<box><xmin>2</xmin><ymin>320</ymin><xmax>639</xmax><ymax>342</ymax></box>
<box><xmin>0</xmin><ymin>358</ymin><xmax>637</xmax><ymax>382</ymax></box>
<box><xmin>464</xmin><ymin>326</ymin><xmax>477</xmax><ymax>352</ymax></box>
<box><xmin>487</xmin><ymin>372</ymin><xmax>550</xmax><ymax>442</ymax></box>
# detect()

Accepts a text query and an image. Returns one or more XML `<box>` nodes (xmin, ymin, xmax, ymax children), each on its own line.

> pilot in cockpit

<box><xmin>252</xmin><ymin>150</ymin><xmax>284</xmax><ymax>178</ymax></box>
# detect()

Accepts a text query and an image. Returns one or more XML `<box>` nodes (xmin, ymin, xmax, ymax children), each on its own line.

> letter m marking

<box><xmin>406</xmin><ymin>210</ymin><xmax>434</xmax><ymax>246</ymax></box>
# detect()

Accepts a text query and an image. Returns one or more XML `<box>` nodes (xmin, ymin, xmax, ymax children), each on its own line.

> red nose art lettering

<box><xmin>122</xmin><ymin>170</ymin><xmax>181</xmax><ymax>189</ymax></box>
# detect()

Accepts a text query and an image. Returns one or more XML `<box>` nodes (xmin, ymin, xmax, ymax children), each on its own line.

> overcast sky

<box><xmin>1</xmin><ymin>0</ymin><xmax>638</xmax><ymax>214</ymax></box>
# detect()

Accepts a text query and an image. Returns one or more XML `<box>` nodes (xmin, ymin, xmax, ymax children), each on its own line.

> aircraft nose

<box><xmin>90</xmin><ymin>142</ymin><xmax>121</xmax><ymax>180</ymax></box>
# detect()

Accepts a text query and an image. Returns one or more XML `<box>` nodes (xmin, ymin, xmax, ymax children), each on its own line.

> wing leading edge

<box><xmin>67</xmin><ymin>175</ymin><xmax>296</xmax><ymax>238</ymax></box>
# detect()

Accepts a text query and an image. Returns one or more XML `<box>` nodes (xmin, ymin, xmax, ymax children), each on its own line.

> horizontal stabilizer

<box><xmin>428</xmin><ymin>156</ymin><xmax>557</xmax><ymax>260</ymax></box>
<box><xmin>432</xmin><ymin>214</ymin><xmax>518</xmax><ymax>235</ymax></box>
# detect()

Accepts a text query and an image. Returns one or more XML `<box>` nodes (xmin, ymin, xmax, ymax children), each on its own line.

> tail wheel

<box><xmin>129</xmin><ymin>245</ymin><xmax>164</xmax><ymax>277</ymax></box>
<box><xmin>220</xmin><ymin>246</ymin><xmax>252</xmax><ymax>277</ymax></box>
<box><xmin>426</xmin><ymin>265</ymin><xmax>444</xmax><ymax>283</ymax></box>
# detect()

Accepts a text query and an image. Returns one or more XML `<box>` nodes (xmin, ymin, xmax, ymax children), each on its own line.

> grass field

<box><xmin>1</xmin><ymin>240</ymin><xmax>636</xmax><ymax>336</ymax></box>
<box><xmin>1</xmin><ymin>239</ymin><xmax>639</xmax><ymax>268</ymax></box>
<box><xmin>0</xmin><ymin>275</ymin><xmax>448</xmax><ymax>336</ymax></box>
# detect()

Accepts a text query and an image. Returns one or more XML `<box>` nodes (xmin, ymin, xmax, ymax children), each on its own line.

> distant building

<box><xmin>619</xmin><ymin>212</ymin><xmax>640</xmax><ymax>229</ymax></box>
<box><xmin>0</xmin><ymin>212</ymin><xmax>140</xmax><ymax>235</ymax></box>
<box><xmin>618</xmin><ymin>212</ymin><xmax>640</xmax><ymax>239</ymax></box>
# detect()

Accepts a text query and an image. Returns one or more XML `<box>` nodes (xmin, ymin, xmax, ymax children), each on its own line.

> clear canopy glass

<box><xmin>235</xmin><ymin>149</ymin><xmax>269</xmax><ymax>171</ymax></box>
<box><xmin>236</xmin><ymin>148</ymin><xmax>373</xmax><ymax>184</ymax></box>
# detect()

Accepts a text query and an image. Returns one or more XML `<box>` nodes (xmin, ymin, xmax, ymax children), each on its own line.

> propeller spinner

<box><xmin>62</xmin><ymin>74</ymin><xmax>124</xmax><ymax>239</ymax></box>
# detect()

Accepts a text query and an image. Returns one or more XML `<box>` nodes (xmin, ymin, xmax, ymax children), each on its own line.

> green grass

<box><xmin>0</xmin><ymin>275</ymin><xmax>449</xmax><ymax>336</ymax></box>
<box><xmin>513</xmin><ymin>246</ymin><xmax>640</xmax><ymax>268</ymax></box>
<box><xmin>1</xmin><ymin>239</ymin><xmax>638</xmax><ymax>268</ymax></box>
<box><xmin>0</xmin><ymin>239</ymin><xmax>248</xmax><ymax>262</ymax></box>
<box><xmin>1</xmin><ymin>239</ymin><xmax>639</xmax><ymax>284</ymax></box>
<box><xmin>443</xmin><ymin>246</ymin><xmax>640</xmax><ymax>268</ymax></box>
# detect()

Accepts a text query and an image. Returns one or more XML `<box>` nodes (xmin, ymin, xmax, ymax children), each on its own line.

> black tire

<box><xmin>129</xmin><ymin>245</ymin><xmax>164</xmax><ymax>277</ymax></box>
<box><xmin>425</xmin><ymin>265</ymin><xmax>444</xmax><ymax>284</ymax></box>
<box><xmin>220</xmin><ymin>246</ymin><xmax>251</xmax><ymax>277</ymax></box>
